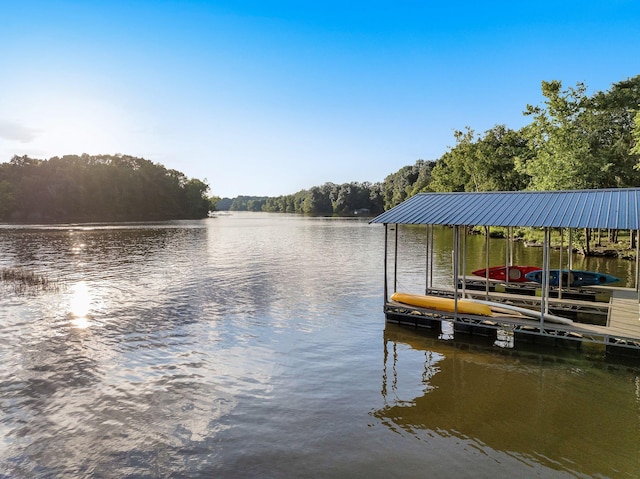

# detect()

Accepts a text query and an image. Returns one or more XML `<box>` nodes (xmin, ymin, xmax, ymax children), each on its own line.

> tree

<box><xmin>519</xmin><ymin>80</ymin><xmax>593</xmax><ymax>190</ymax></box>
<box><xmin>429</xmin><ymin>128</ymin><xmax>477</xmax><ymax>192</ymax></box>
<box><xmin>633</xmin><ymin>109</ymin><xmax>640</xmax><ymax>157</ymax></box>
<box><xmin>302</xmin><ymin>186</ymin><xmax>332</xmax><ymax>215</ymax></box>
<box><xmin>381</xmin><ymin>161</ymin><xmax>424</xmax><ymax>209</ymax></box>
<box><xmin>408</xmin><ymin>160</ymin><xmax>436</xmax><ymax>196</ymax></box>
<box><xmin>580</xmin><ymin>75</ymin><xmax>640</xmax><ymax>187</ymax></box>
<box><xmin>429</xmin><ymin>126</ymin><xmax>530</xmax><ymax>192</ymax></box>
<box><xmin>0</xmin><ymin>154</ymin><xmax>212</xmax><ymax>222</ymax></box>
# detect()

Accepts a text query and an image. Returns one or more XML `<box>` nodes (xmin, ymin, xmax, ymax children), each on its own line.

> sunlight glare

<box><xmin>69</xmin><ymin>281</ymin><xmax>92</xmax><ymax>328</ymax></box>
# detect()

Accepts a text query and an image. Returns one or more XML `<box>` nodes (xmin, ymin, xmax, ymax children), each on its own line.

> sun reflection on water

<box><xmin>68</xmin><ymin>281</ymin><xmax>92</xmax><ymax>328</ymax></box>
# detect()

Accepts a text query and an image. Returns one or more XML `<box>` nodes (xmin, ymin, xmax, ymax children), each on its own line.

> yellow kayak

<box><xmin>390</xmin><ymin>292</ymin><xmax>492</xmax><ymax>317</ymax></box>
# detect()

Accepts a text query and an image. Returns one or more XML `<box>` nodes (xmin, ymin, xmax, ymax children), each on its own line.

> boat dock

<box><xmin>370</xmin><ymin>189</ymin><xmax>640</xmax><ymax>359</ymax></box>
<box><xmin>384</xmin><ymin>286</ymin><xmax>640</xmax><ymax>356</ymax></box>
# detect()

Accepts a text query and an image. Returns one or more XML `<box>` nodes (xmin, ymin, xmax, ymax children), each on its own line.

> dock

<box><xmin>385</xmin><ymin>287</ymin><xmax>640</xmax><ymax>356</ymax></box>
<box><xmin>370</xmin><ymin>189</ymin><xmax>640</xmax><ymax>359</ymax></box>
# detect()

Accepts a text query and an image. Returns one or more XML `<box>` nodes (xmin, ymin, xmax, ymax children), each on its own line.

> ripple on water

<box><xmin>1</xmin><ymin>216</ymin><xmax>639</xmax><ymax>478</ymax></box>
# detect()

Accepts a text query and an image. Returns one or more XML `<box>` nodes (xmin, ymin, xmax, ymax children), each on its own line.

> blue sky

<box><xmin>1</xmin><ymin>1</ymin><xmax>639</xmax><ymax>198</ymax></box>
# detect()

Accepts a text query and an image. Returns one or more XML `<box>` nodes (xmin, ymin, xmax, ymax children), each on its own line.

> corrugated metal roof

<box><xmin>370</xmin><ymin>189</ymin><xmax>640</xmax><ymax>229</ymax></box>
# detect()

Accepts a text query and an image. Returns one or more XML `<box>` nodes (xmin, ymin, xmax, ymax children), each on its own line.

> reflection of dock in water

<box><xmin>375</xmin><ymin>325</ymin><xmax>640</xmax><ymax>478</ymax></box>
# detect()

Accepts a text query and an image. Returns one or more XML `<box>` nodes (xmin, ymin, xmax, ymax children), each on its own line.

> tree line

<box><xmin>218</xmin><ymin>74</ymin><xmax>640</xmax><ymax>215</ymax></box>
<box><xmin>0</xmin><ymin>154</ymin><xmax>212</xmax><ymax>222</ymax></box>
<box><xmin>4</xmin><ymin>76</ymin><xmax>637</xmax><ymax>222</ymax></box>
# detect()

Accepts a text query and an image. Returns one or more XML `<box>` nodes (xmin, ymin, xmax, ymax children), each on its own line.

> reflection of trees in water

<box><xmin>374</xmin><ymin>325</ymin><xmax>640</xmax><ymax>478</ymax></box>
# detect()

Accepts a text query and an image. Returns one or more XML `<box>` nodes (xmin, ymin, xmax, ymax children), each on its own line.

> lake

<box><xmin>0</xmin><ymin>213</ymin><xmax>638</xmax><ymax>478</ymax></box>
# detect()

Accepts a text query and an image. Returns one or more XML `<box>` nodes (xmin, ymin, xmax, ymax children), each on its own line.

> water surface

<box><xmin>0</xmin><ymin>214</ymin><xmax>638</xmax><ymax>478</ymax></box>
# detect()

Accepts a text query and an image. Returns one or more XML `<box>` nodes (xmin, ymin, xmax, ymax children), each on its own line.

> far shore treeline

<box><xmin>2</xmin><ymin>75</ymin><xmax>639</xmax><ymax>223</ymax></box>
<box><xmin>218</xmin><ymin>75</ymin><xmax>640</xmax><ymax>215</ymax></box>
<box><xmin>0</xmin><ymin>154</ymin><xmax>211</xmax><ymax>222</ymax></box>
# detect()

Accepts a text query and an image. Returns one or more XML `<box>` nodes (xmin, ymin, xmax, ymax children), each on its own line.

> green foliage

<box><xmin>259</xmin><ymin>181</ymin><xmax>383</xmax><ymax>216</ymax></box>
<box><xmin>520</xmin><ymin>77</ymin><xmax>640</xmax><ymax>190</ymax></box>
<box><xmin>632</xmin><ymin>109</ymin><xmax>640</xmax><ymax>157</ymax></box>
<box><xmin>208</xmin><ymin>195</ymin><xmax>221</xmax><ymax>211</ymax></box>
<box><xmin>381</xmin><ymin>160</ymin><xmax>433</xmax><ymax>210</ymax></box>
<box><xmin>0</xmin><ymin>154</ymin><xmax>210</xmax><ymax>222</ymax></box>
<box><xmin>428</xmin><ymin>126</ymin><xmax>530</xmax><ymax>193</ymax></box>
<box><xmin>225</xmin><ymin>196</ymin><xmax>269</xmax><ymax>211</ymax></box>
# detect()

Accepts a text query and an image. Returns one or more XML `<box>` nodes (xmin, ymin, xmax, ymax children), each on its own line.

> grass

<box><xmin>1</xmin><ymin>267</ymin><xmax>63</xmax><ymax>295</ymax></box>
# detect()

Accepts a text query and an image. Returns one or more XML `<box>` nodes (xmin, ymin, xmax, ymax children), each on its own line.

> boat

<box><xmin>471</xmin><ymin>265</ymin><xmax>541</xmax><ymax>283</ymax></box>
<box><xmin>524</xmin><ymin>269</ymin><xmax>620</xmax><ymax>287</ymax></box>
<box><xmin>390</xmin><ymin>292</ymin><xmax>492</xmax><ymax>316</ymax></box>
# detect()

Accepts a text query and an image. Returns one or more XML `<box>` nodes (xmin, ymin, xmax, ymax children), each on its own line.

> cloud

<box><xmin>0</xmin><ymin>120</ymin><xmax>39</xmax><ymax>143</ymax></box>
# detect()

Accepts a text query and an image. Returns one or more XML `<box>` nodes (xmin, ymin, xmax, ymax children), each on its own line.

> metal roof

<box><xmin>370</xmin><ymin>188</ymin><xmax>640</xmax><ymax>229</ymax></box>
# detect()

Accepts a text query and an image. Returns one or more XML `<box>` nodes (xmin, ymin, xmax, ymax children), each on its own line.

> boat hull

<box><xmin>472</xmin><ymin>265</ymin><xmax>541</xmax><ymax>283</ymax></box>
<box><xmin>524</xmin><ymin>269</ymin><xmax>620</xmax><ymax>287</ymax></box>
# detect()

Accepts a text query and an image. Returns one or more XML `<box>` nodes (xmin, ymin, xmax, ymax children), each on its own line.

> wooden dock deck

<box><xmin>604</xmin><ymin>288</ymin><xmax>640</xmax><ymax>336</ymax></box>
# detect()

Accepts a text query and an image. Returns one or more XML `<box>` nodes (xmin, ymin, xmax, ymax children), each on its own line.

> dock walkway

<box><xmin>605</xmin><ymin>288</ymin><xmax>640</xmax><ymax>337</ymax></box>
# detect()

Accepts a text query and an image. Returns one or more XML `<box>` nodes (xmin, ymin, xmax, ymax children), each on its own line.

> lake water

<box><xmin>0</xmin><ymin>213</ymin><xmax>638</xmax><ymax>478</ymax></box>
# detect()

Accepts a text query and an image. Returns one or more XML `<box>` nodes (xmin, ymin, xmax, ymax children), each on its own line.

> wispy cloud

<box><xmin>0</xmin><ymin>120</ymin><xmax>39</xmax><ymax>143</ymax></box>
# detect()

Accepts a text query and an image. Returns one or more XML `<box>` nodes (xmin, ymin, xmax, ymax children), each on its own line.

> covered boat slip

<box><xmin>370</xmin><ymin>188</ymin><xmax>640</xmax><ymax>355</ymax></box>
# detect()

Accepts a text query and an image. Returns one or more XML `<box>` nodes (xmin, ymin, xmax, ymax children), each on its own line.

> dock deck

<box><xmin>604</xmin><ymin>288</ymin><xmax>640</xmax><ymax>337</ymax></box>
<box><xmin>385</xmin><ymin>286</ymin><xmax>640</xmax><ymax>355</ymax></box>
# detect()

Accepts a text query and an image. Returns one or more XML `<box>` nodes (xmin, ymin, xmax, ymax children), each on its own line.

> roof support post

<box><xmin>485</xmin><ymin>226</ymin><xmax>490</xmax><ymax>299</ymax></box>
<box><xmin>428</xmin><ymin>225</ymin><xmax>434</xmax><ymax>291</ymax></box>
<box><xmin>568</xmin><ymin>228</ymin><xmax>573</xmax><ymax>271</ymax></box>
<box><xmin>541</xmin><ymin>227</ymin><xmax>551</xmax><ymax>327</ymax></box>
<box><xmin>462</xmin><ymin>226</ymin><xmax>467</xmax><ymax>298</ymax></box>
<box><xmin>636</xmin><ymin>229</ymin><xmax>639</xmax><ymax>301</ymax></box>
<box><xmin>558</xmin><ymin>228</ymin><xmax>563</xmax><ymax>300</ymax></box>
<box><xmin>384</xmin><ymin>223</ymin><xmax>388</xmax><ymax>304</ymax></box>
<box><xmin>425</xmin><ymin>225</ymin><xmax>429</xmax><ymax>295</ymax></box>
<box><xmin>393</xmin><ymin>224</ymin><xmax>398</xmax><ymax>294</ymax></box>
<box><xmin>505</xmin><ymin>227</ymin><xmax>510</xmax><ymax>286</ymax></box>
<box><xmin>453</xmin><ymin>225</ymin><xmax>460</xmax><ymax>318</ymax></box>
<box><xmin>509</xmin><ymin>227</ymin><xmax>514</xmax><ymax>266</ymax></box>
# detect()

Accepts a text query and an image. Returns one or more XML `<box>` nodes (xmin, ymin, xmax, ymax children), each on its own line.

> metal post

<box><xmin>505</xmin><ymin>228</ymin><xmax>509</xmax><ymax>285</ymax></box>
<box><xmin>425</xmin><ymin>224</ymin><xmax>429</xmax><ymax>295</ymax></box>
<box><xmin>453</xmin><ymin>225</ymin><xmax>460</xmax><ymax>318</ymax></box>
<box><xmin>558</xmin><ymin>228</ymin><xmax>563</xmax><ymax>300</ymax></box>
<box><xmin>509</xmin><ymin>227</ymin><xmax>514</xmax><ymax>266</ymax></box>
<box><xmin>485</xmin><ymin>226</ymin><xmax>490</xmax><ymax>298</ymax></box>
<box><xmin>636</xmin><ymin>229</ymin><xmax>639</xmax><ymax>300</ymax></box>
<box><xmin>384</xmin><ymin>224</ymin><xmax>388</xmax><ymax>304</ymax></box>
<box><xmin>462</xmin><ymin>226</ymin><xmax>467</xmax><ymax>298</ymax></box>
<box><xmin>542</xmin><ymin>228</ymin><xmax>551</xmax><ymax>321</ymax></box>
<box><xmin>393</xmin><ymin>224</ymin><xmax>398</xmax><ymax>294</ymax></box>
<box><xmin>429</xmin><ymin>225</ymin><xmax>434</xmax><ymax>290</ymax></box>
<box><xmin>568</xmin><ymin>228</ymin><xmax>573</xmax><ymax>271</ymax></box>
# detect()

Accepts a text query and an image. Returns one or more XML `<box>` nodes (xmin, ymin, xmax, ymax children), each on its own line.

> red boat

<box><xmin>471</xmin><ymin>265</ymin><xmax>541</xmax><ymax>283</ymax></box>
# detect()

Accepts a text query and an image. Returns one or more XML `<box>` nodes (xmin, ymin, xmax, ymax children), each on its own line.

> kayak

<box><xmin>390</xmin><ymin>292</ymin><xmax>573</xmax><ymax>324</ymax></box>
<box><xmin>472</xmin><ymin>265</ymin><xmax>541</xmax><ymax>283</ymax></box>
<box><xmin>390</xmin><ymin>292</ymin><xmax>492</xmax><ymax>316</ymax></box>
<box><xmin>524</xmin><ymin>269</ymin><xmax>620</xmax><ymax>287</ymax></box>
<box><xmin>464</xmin><ymin>298</ymin><xmax>573</xmax><ymax>325</ymax></box>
